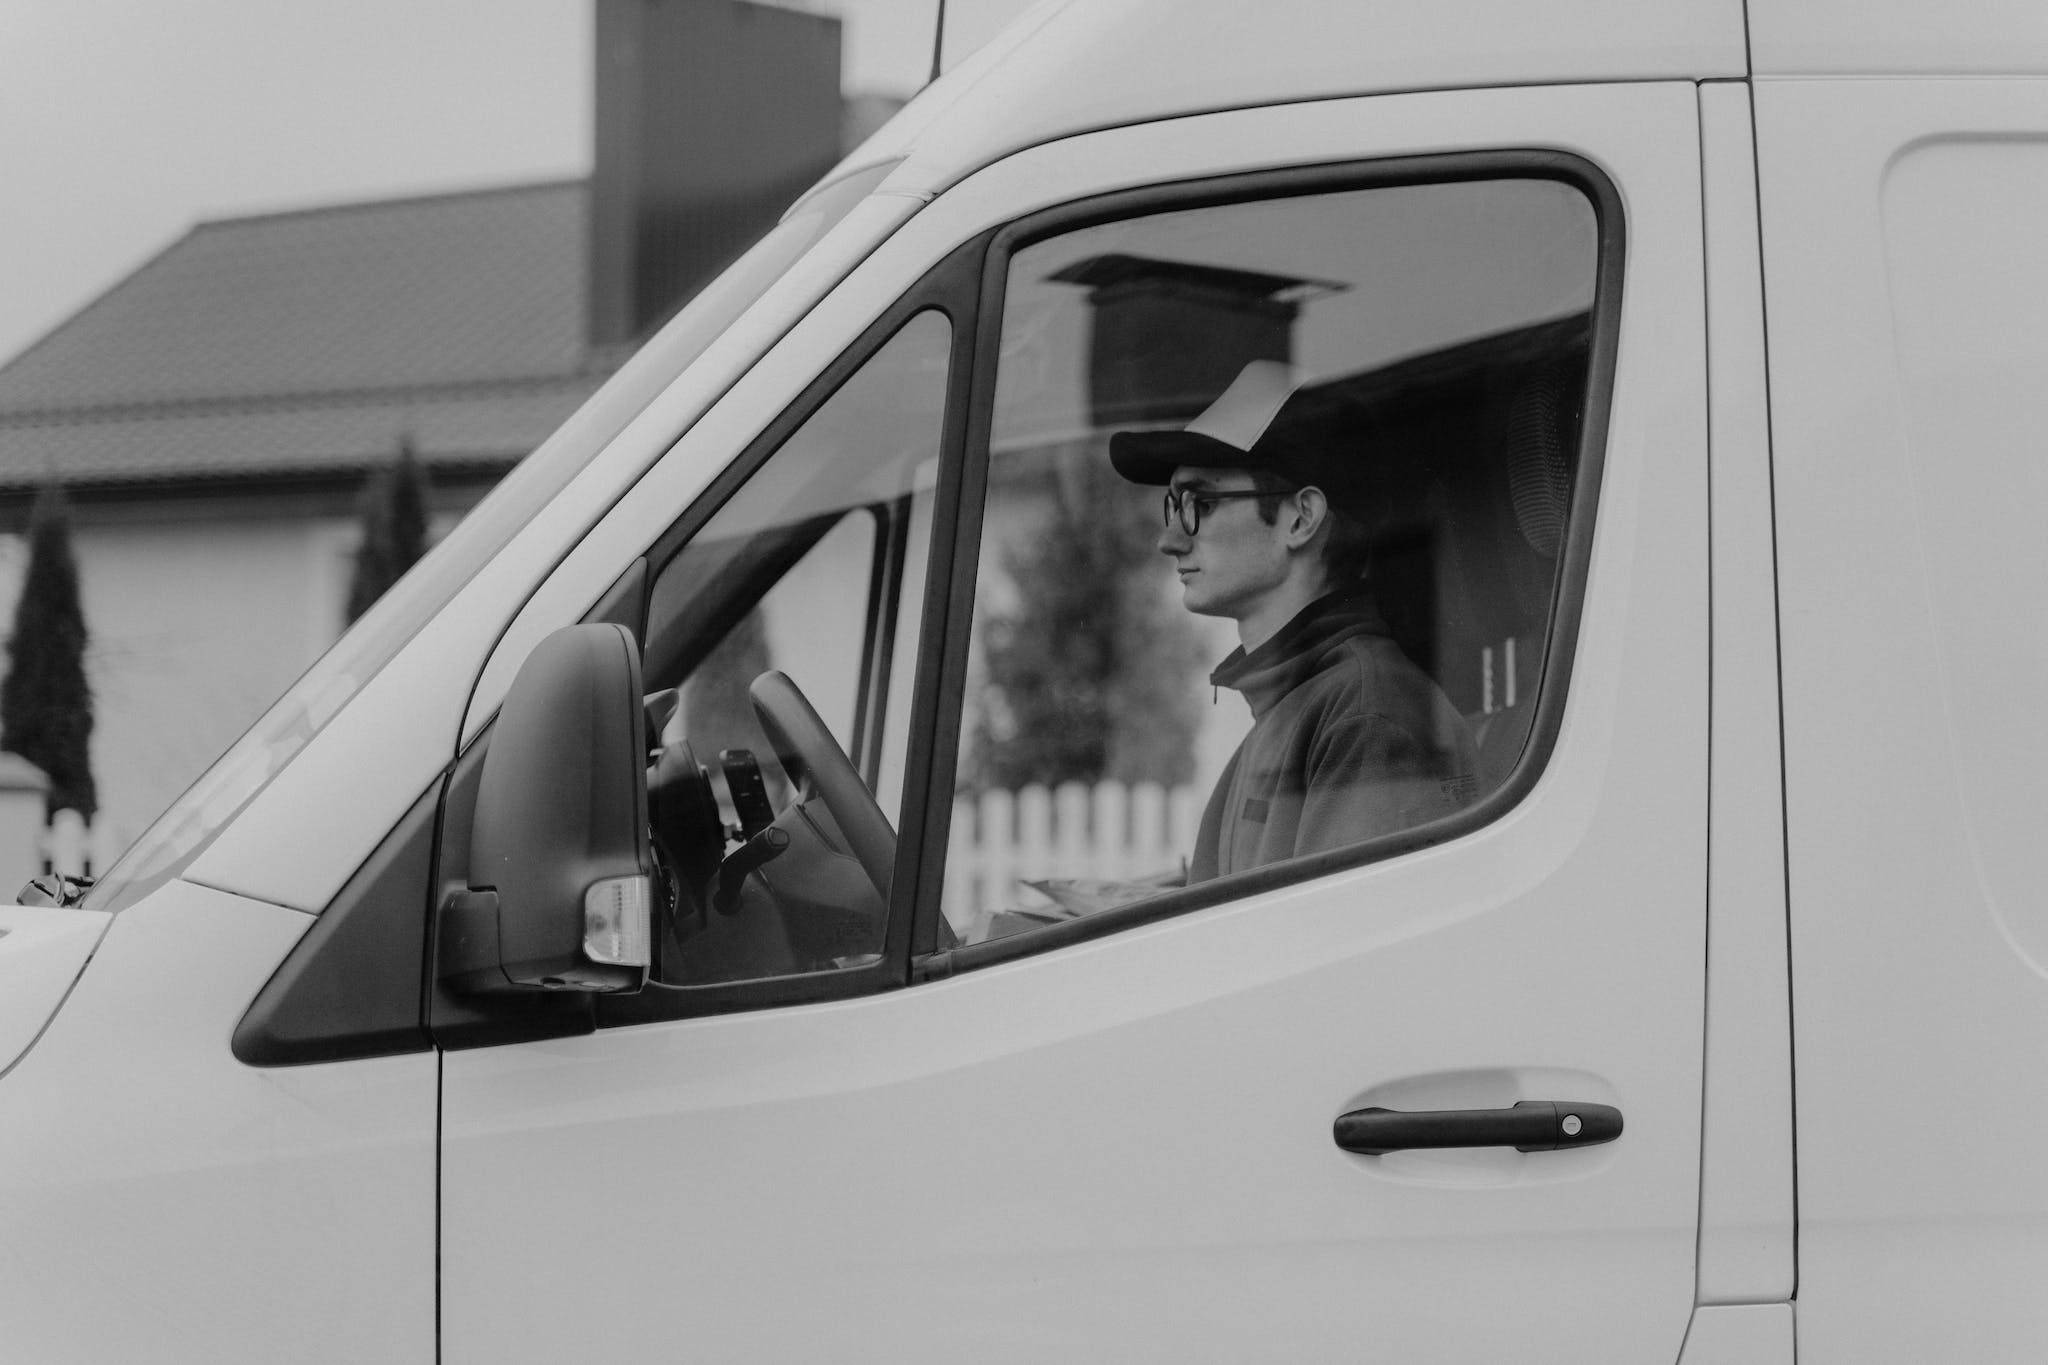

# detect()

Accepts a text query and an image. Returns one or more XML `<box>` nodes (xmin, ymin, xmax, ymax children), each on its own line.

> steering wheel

<box><xmin>748</xmin><ymin>670</ymin><xmax>896</xmax><ymax>902</ymax></box>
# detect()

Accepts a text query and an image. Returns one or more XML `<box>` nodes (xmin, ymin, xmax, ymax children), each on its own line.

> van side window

<box><xmin>636</xmin><ymin>311</ymin><xmax>947</xmax><ymax>989</ymax></box>
<box><xmin>941</xmin><ymin>178</ymin><xmax>1598</xmax><ymax>944</ymax></box>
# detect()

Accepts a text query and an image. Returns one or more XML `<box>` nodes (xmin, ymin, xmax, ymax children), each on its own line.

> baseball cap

<box><xmin>1108</xmin><ymin>360</ymin><xmax>1370</xmax><ymax>511</ymax></box>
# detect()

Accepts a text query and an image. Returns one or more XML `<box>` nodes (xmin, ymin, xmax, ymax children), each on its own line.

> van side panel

<box><xmin>1749</xmin><ymin>0</ymin><xmax>2048</xmax><ymax>77</ymax></box>
<box><xmin>1676</xmin><ymin>1303</ymin><xmax>1795</xmax><ymax>1364</ymax></box>
<box><xmin>1757</xmin><ymin>77</ymin><xmax>2048</xmax><ymax>1359</ymax></box>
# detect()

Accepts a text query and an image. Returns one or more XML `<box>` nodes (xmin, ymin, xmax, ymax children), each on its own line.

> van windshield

<box><xmin>85</xmin><ymin>163</ymin><xmax>900</xmax><ymax>915</ymax></box>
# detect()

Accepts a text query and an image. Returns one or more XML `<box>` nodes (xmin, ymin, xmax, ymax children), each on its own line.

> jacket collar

<box><xmin>1209</xmin><ymin>590</ymin><xmax>1390</xmax><ymax>718</ymax></box>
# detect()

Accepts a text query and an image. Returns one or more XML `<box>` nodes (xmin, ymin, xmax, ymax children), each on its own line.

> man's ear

<box><xmin>1281</xmin><ymin>486</ymin><xmax>1330</xmax><ymax>552</ymax></box>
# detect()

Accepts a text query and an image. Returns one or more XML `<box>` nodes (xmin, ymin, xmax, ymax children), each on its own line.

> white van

<box><xmin>7</xmin><ymin>0</ymin><xmax>2048</xmax><ymax>1359</ymax></box>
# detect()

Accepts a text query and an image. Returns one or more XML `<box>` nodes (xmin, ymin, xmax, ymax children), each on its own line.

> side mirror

<box><xmin>441</xmin><ymin>624</ymin><xmax>651</xmax><ymax>995</ymax></box>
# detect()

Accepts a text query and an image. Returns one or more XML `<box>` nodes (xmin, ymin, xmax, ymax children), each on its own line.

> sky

<box><xmin>0</xmin><ymin>0</ymin><xmax>1018</xmax><ymax>368</ymax></box>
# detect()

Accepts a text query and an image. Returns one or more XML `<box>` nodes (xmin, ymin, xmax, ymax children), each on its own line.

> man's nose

<box><xmin>1158</xmin><ymin>516</ymin><xmax>1190</xmax><ymax>555</ymax></box>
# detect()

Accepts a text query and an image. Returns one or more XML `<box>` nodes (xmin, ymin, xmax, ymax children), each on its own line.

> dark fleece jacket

<box><xmin>1191</xmin><ymin>592</ymin><xmax>1478</xmax><ymax>883</ymax></box>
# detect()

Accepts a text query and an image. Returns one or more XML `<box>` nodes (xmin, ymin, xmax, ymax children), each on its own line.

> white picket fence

<box><xmin>0</xmin><ymin>795</ymin><xmax>124</xmax><ymax>901</ymax></box>
<box><xmin>944</xmin><ymin>780</ymin><xmax>1201</xmax><ymax>920</ymax></box>
<box><xmin>6</xmin><ymin>782</ymin><xmax>1203</xmax><ymax>910</ymax></box>
<box><xmin>39</xmin><ymin>809</ymin><xmax>125</xmax><ymax>881</ymax></box>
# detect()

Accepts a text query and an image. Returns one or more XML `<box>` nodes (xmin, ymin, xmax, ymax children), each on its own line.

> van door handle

<box><xmin>1332</xmin><ymin>1099</ymin><xmax>1622</xmax><ymax>1156</ymax></box>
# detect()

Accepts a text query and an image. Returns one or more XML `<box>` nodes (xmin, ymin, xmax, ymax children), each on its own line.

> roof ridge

<box><xmin>188</xmin><ymin>175</ymin><xmax>590</xmax><ymax>233</ymax></box>
<box><xmin>0</xmin><ymin>227</ymin><xmax>200</xmax><ymax>373</ymax></box>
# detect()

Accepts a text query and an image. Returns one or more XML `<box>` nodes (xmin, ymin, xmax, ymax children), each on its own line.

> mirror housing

<box><xmin>442</xmin><ymin>624</ymin><xmax>651</xmax><ymax>995</ymax></box>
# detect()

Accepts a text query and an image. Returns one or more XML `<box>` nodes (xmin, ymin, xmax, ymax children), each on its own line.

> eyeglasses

<box><xmin>1162</xmin><ymin>486</ymin><xmax>1276</xmax><ymax>535</ymax></box>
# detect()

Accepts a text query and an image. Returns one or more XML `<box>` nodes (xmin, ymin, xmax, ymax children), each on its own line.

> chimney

<box><xmin>590</xmin><ymin>0</ymin><xmax>844</xmax><ymax>347</ymax></box>
<box><xmin>1048</xmin><ymin>253</ymin><xmax>1343</xmax><ymax>428</ymax></box>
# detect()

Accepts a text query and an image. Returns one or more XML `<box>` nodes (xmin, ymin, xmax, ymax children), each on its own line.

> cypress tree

<box><xmin>346</xmin><ymin>438</ymin><xmax>432</xmax><ymax>624</ymax></box>
<box><xmin>0</xmin><ymin>484</ymin><xmax>96</xmax><ymax>819</ymax></box>
<box><xmin>968</xmin><ymin>443</ymin><xmax>1205</xmax><ymax>794</ymax></box>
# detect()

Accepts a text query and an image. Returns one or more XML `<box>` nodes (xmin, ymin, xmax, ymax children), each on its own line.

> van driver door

<box><xmin>438</xmin><ymin>81</ymin><xmax>1709</xmax><ymax>1362</ymax></box>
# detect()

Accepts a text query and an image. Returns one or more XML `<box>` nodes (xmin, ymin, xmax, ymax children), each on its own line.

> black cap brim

<box><xmin>1107</xmin><ymin>429</ymin><xmax>1255</xmax><ymax>486</ymax></box>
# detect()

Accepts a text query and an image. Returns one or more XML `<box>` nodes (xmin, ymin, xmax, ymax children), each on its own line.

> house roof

<box><xmin>0</xmin><ymin>180</ymin><xmax>608</xmax><ymax>491</ymax></box>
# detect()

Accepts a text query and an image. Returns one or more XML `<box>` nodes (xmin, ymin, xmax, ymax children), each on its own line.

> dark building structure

<box><xmin>592</xmin><ymin>0</ymin><xmax>847</xmax><ymax>344</ymax></box>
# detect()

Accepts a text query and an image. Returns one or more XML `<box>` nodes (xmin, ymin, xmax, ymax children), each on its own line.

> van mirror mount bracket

<box><xmin>439</xmin><ymin>882</ymin><xmax>649</xmax><ymax>996</ymax></box>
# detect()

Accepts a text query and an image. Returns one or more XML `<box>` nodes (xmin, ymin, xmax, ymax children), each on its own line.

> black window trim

<box><xmin>585</xmin><ymin>233</ymin><xmax>992</xmax><ymax>1026</ymax></box>
<box><xmin>906</xmin><ymin>148</ymin><xmax>1627</xmax><ymax>979</ymax></box>
<box><xmin>442</xmin><ymin>150</ymin><xmax>1626</xmax><ymax>1035</ymax></box>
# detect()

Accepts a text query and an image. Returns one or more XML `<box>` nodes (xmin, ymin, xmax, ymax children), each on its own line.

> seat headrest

<box><xmin>1504</xmin><ymin>363</ymin><xmax>1575</xmax><ymax>559</ymax></box>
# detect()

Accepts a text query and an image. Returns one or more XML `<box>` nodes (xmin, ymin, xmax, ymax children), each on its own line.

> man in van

<box><xmin>1110</xmin><ymin>360</ymin><xmax>1478</xmax><ymax>882</ymax></box>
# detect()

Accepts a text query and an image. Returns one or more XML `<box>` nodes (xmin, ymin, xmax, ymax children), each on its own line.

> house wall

<box><xmin>0</xmin><ymin>486</ymin><xmax>477</xmax><ymax>865</ymax></box>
